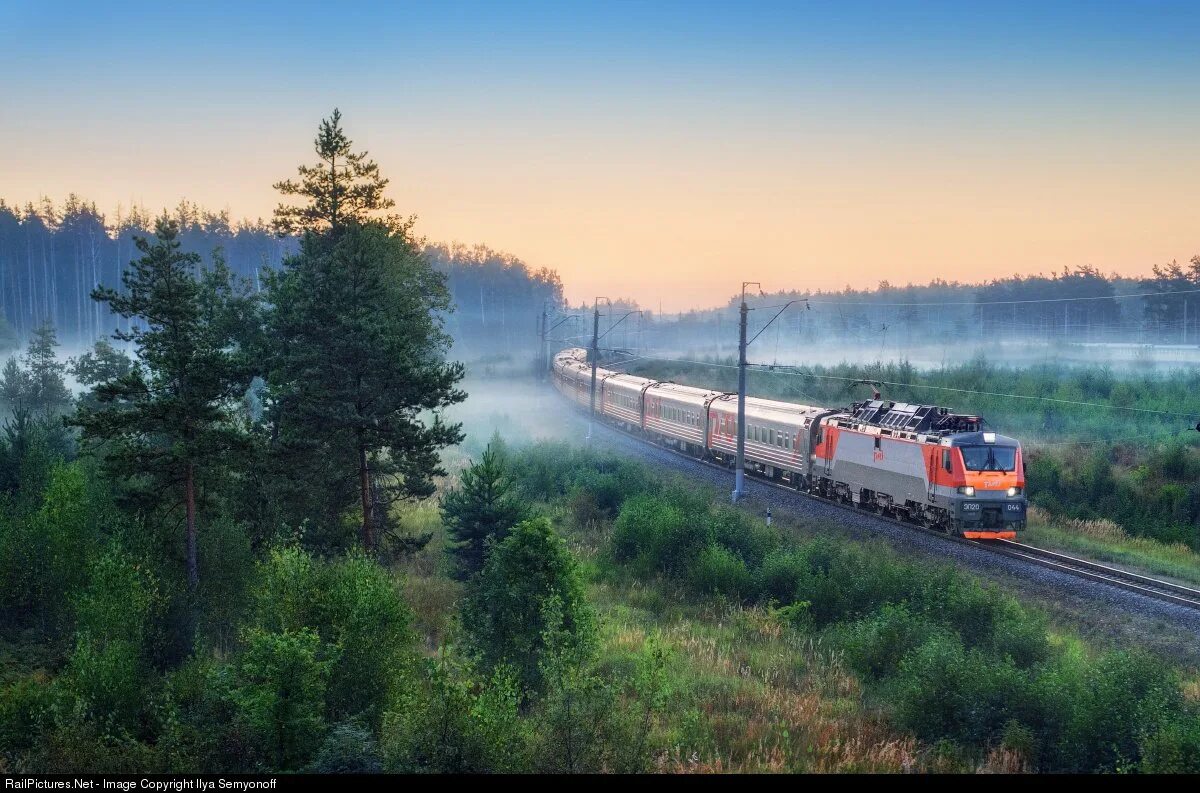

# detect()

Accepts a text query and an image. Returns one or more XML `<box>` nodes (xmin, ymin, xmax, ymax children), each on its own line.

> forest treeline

<box><xmin>5</xmin><ymin>188</ymin><xmax>1200</xmax><ymax>364</ymax></box>
<box><xmin>0</xmin><ymin>206</ymin><xmax>562</xmax><ymax>364</ymax></box>
<box><xmin>591</xmin><ymin>264</ymin><xmax>1200</xmax><ymax>357</ymax></box>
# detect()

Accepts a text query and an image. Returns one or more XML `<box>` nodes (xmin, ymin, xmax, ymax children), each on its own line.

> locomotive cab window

<box><xmin>961</xmin><ymin>446</ymin><xmax>1017</xmax><ymax>472</ymax></box>
<box><xmin>874</xmin><ymin>436</ymin><xmax>881</xmax><ymax>450</ymax></box>
<box><xmin>942</xmin><ymin>450</ymin><xmax>952</xmax><ymax>473</ymax></box>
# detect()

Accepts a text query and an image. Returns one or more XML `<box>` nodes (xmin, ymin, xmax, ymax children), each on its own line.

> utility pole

<box><xmin>732</xmin><ymin>284</ymin><xmax>808</xmax><ymax>504</ymax></box>
<box><xmin>588</xmin><ymin>297</ymin><xmax>606</xmax><ymax>440</ymax></box>
<box><xmin>733</xmin><ymin>282</ymin><xmax>759</xmax><ymax>503</ymax></box>
<box><xmin>539</xmin><ymin>302</ymin><xmax>548</xmax><ymax>380</ymax></box>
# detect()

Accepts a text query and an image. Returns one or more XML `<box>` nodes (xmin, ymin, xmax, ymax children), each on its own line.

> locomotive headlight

<box><xmin>1007</xmin><ymin>486</ymin><xmax>1022</xmax><ymax>497</ymax></box>
<box><xmin>957</xmin><ymin>486</ymin><xmax>975</xmax><ymax>497</ymax></box>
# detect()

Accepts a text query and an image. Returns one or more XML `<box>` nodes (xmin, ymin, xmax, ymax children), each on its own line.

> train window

<box><xmin>942</xmin><ymin>449</ymin><xmax>952</xmax><ymax>473</ymax></box>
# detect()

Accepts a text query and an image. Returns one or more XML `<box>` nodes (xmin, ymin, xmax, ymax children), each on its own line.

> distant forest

<box><xmin>0</xmin><ymin>197</ymin><xmax>563</xmax><ymax>361</ymax></box>
<box><xmin>600</xmin><ymin>263</ymin><xmax>1200</xmax><ymax>357</ymax></box>
<box><xmin>2</xmin><ymin>197</ymin><xmax>1198</xmax><ymax>362</ymax></box>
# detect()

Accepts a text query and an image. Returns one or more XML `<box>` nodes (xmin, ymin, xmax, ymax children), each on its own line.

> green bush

<box><xmin>382</xmin><ymin>654</ymin><xmax>524</xmax><ymax>773</ymax></box>
<box><xmin>0</xmin><ymin>674</ymin><xmax>54</xmax><ymax>768</ymax></box>
<box><xmin>310</xmin><ymin>722</ymin><xmax>383</xmax><ymax>773</ymax></box>
<box><xmin>686</xmin><ymin>544</ymin><xmax>754</xmax><ymax>600</ymax></box>
<box><xmin>891</xmin><ymin>634</ymin><xmax>1030</xmax><ymax>747</ymax></box>
<box><xmin>1058</xmin><ymin>649</ymin><xmax>1180</xmax><ymax>772</ymax></box>
<box><xmin>224</xmin><ymin>628</ymin><xmax>335</xmax><ymax>771</ymax></box>
<box><xmin>463</xmin><ymin>518</ymin><xmax>597</xmax><ymax>695</ymax></box>
<box><xmin>320</xmin><ymin>553</ymin><xmax>417</xmax><ymax>727</ymax></box>
<box><xmin>758</xmin><ymin>548</ymin><xmax>807</xmax><ymax>603</ymax></box>
<box><xmin>1140</xmin><ymin>715</ymin><xmax>1200</xmax><ymax>773</ymax></box>
<box><xmin>832</xmin><ymin>604</ymin><xmax>944</xmax><ymax>680</ymax></box>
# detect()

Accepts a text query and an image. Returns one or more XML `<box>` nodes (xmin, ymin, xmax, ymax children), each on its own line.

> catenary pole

<box><xmin>733</xmin><ymin>282</ymin><xmax>759</xmax><ymax>503</ymax></box>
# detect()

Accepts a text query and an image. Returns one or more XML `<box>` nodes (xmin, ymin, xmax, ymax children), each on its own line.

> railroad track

<box><xmin>573</xmin><ymin>398</ymin><xmax>1200</xmax><ymax>612</ymax></box>
<box><xmin>982</xmin><ymin>540</ymin><xmax>1200</xmax><ymax>610</ymax></box>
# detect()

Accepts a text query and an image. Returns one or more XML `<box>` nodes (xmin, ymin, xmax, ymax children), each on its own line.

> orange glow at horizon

<box><xmin>3</xmin><ymin>114</ymin><xmax>1197</xmax><ymax>313</ymax></box>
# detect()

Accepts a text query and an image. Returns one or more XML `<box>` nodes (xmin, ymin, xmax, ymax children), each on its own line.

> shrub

<box><xmin>1058</xmin><ymin>649</ymin><xmax>1180</xmax><ymax>772</ymax></box>
<box><xmin>320</xmin><ymin>553</ymin><xmax>417</xmax><ymax>727</ymax></box>
<box><xmin>891</xmin><ymin>634</ymin><xmax>1030</xmax><ymax>747</ymax></box>
<box><xmin>60</xmin><ymin>544</ymin><xmax>162</xmax><ymax>736</ymax></box>
<box><xmin>463</xmin><ymin>517</ymin><xmax>597</xmax><ymax>695</ymax></box>
<box><xmin>686</xmin><ymin>544</ymin><xmax>753</xmax><ymax>601</ymax></box>
<box><xmin>310</xmin><ymin>722</ymin><xmax>383</xmax><ymax>773</ymax></box>
<box><xmin>758</xmin><ymin>548</ymin><xmax>808</xmax><ymax>603</ymax></box>
<box><xmin>382</xmin><ymin>654</ymin><xmax>524</xmax><ymax>773</ymax></box>
<box><xmin>225</xmin><ymin>628</ymin><xmax>335</xmax><ymax>771</ymax></box>
<box><xmin>1140</xmin><ymin>715</ymin><xmax>1200</xmax><ymax>773</ymax></box>
<box><xmin>833</xmin><ymin>604</ymin><xmax>943</xmax><ymax>680</ymax></box>
<box><xmin>251</xmin><ymin>545</ymin><xmax>320</xmax><ymax>634</ymax></box>
<box><xmin>0</xmin><ymin>674</ymin><xmax>54</xmax><ymax>768</ymax></box>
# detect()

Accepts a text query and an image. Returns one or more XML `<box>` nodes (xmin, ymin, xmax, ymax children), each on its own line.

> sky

<box><xmin>2</xmin><ymin>0</ymin><xmax>1198</xmax><ymax>311</ymax></box>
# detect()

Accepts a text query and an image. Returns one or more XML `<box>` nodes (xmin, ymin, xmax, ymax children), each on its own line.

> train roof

<box><xmin>604</xmin><ymin>372</ymin><xmax>657</xmax><ymax>390</ymax></box>
<box><xmin>710</xmin><ymin>392</ymin><xmax>829</xmax><ymax>419</ymax></box>
<box><xmin>647</xmin><ymin>381</ymin><xmax>722</xmax><ymax>404</ymax></box>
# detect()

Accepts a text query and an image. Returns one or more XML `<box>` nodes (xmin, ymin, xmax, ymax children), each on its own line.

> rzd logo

<box><xmin>873</xmin><ymin>450</ymin><xmax>884</xmax><ymax>462</ymax></box>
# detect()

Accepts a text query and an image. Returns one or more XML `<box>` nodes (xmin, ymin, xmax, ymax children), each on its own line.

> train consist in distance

<box><xmin>552</xmin><ymin>347</ymin><xmax>1026</xmax><ymax>539</ymax></box>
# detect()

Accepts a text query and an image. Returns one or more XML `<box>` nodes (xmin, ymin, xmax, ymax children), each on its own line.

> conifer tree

<box><xmin>272</xmin><ymin>108</ymin><xmax>397</xmax><ymax>236</ymax></box>
<box><xmin>73</xmin><ymin>218</ymin><xmax>258</xmax><ymax>597</ymax></box>
<box><xmin>441</xmin><ymin>442</ymin><xmax>528</xmax><ymax>579</ymax></box>
<box><xmin>266</xmin><ymin>110</ymin><xmax>465</xmax><ymax>551</ymax></box>
<box><xmin>69</xmin><ymin>338</ymin><xmax>133</xmax><ymax>411</ymax></box>
<box><xmin>22</xmin><ymin>322</ymin><xmax>71</xmax><ymax>420</ymax></box>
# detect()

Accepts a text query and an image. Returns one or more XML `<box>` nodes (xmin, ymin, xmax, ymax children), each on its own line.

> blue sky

<box><xmin>3</xmin><ymin>1</ymin><xmax>1198</xmax><ymax>308</ymax></box>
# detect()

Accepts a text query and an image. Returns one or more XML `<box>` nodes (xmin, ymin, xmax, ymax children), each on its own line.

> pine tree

<box><xmin>0</xmin><ymin>357</ymin><xmax>31</xmax><ymax>416</ymax></box>
<box><xmin>73</xmin><ymin>218</ymin><xmax>258</xmax><ymax>598</ymax></box>
<box><xmin>272</xmin><ymin>107</ymin><xmax>397</xmax><ymax>236</ymax></box>
<box><xmin>22</xmin><ymin>322</ymin><xmax>71</xmax><ymax>420</ymax></box>
<box><xmin>266</xmin><ymin>110</ymin><xmax>465</xmax><ymax>551</ymax></box>
<box><xmin>69</xmin><ymin>338</ymin><xmax>133</xmax><ymax>411</ymax></box>
<box><xmin>441</xmin><ymin>442</ymin><xmax>528</xmax><ymax>579</ymax></box>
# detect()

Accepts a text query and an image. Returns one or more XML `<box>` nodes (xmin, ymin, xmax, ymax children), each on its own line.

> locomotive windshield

<box><xmin>960</xmin><ymin>445</ymin><xmax>1017</xmax><ymax>472</ymax></box>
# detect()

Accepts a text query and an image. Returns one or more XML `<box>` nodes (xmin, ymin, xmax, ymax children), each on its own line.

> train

<box><xmin>551</xmin><ymin>347</ymin><xmax>1026</xmax><ymax>539</ymax></box>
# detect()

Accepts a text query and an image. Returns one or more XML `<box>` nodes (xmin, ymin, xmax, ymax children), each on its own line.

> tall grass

<box><xmin>516</xmin><ymin>442</ymin><xmax>1200</xmax><ymax>773</ymax></box>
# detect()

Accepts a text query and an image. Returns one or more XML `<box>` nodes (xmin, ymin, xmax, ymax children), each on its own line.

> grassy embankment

<box><xmin>397</xmin><ymin>437</ymin><xmax>1200</xmax><ymax>773</ymax></box>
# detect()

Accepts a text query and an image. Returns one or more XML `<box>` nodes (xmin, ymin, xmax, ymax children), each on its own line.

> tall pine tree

<box><xmin>73</xmin><ymin>218</ymin><xmax>258</xmax><ymax>597</ymax></box>
<box><xmin>265</xmin><ymin>110</ymin><xmax>465</xmax><ymax>551</ymax></box>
